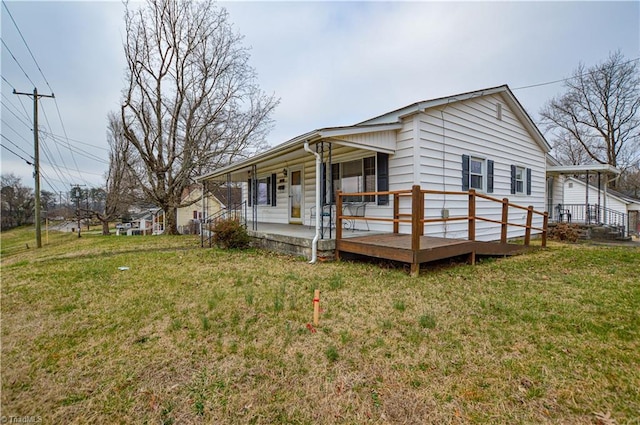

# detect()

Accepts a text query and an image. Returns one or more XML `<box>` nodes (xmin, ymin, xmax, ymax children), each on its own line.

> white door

<box><xmin>289</xmin><ymin>168</ymin><xmax>302</xmax><ymax>224</ymax></box>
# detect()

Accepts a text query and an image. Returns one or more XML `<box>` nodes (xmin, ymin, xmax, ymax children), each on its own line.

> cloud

<box><xmin>2</xmin><ymin>0</ymin><xmax>638</xmax><ymax>191</ymax></box>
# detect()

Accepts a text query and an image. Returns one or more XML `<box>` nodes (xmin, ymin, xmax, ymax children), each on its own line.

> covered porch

<box><xmin>546</xmin><ymin>163</ymin><xmax>632</xmax><ymax>239</ymax></box>
<box><xmin>196</xmin><ymin>123</ymin><xmax>401</xmax><ymax>256</ymax></box>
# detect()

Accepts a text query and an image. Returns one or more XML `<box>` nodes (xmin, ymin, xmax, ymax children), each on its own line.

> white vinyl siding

<box><xmin>414</xmin><ymin>94</ymin><xmax>547</xmax><ymax>241</ymax></box>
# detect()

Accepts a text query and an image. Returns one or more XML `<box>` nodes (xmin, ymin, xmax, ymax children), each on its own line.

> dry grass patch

<box><xmin>1</xmin><ymin>229</ymin><xmax>639</xmax><ymax>424</ymax></box>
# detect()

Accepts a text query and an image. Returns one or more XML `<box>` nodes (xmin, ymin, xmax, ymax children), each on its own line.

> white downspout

<box><xmin>304</xmin><ymin>141</ymin><xmax>321</xmax><ymax>264</ymax></box>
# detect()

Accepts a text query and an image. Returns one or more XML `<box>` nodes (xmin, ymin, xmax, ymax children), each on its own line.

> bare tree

<box><xmin>118</xmin><ymin>0</ymin><xmax>278</xmax><ymax>234</ymax></box>
<box><xmin>1</xmin><ymin>174</ymin><xmax>34</xmax><ymax>230</ymax></box>
<box><xmin>541</xmin><ymin>51</ymin><xmax>640</xmax><ymax>186</ymax></box>
<box><xmin>618</xmin><ymin>162</ymin><xmax>640</xmax><ymax>198</ymax></box>
<box><xmin>92</xmin><ymin>113</ymin><xmax>138</xmax><ymax>235</ymax></box>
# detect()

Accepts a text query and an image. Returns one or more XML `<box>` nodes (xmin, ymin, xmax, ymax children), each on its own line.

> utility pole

<box><xmin>70</xmin><ymin>184</ymin><xmax>85</xmax><ymax>238</ymax></box>
<box><xmin>14</xmin><ymin>88</ymin><xmax>55</xmax><ymax>248</ymax></box>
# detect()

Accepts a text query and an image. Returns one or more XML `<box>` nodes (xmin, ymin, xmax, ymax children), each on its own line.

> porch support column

<box><xmin>603</xmin><ymin>174</ymin><xmax>609</xmax><ymax>225</ymax></box>
<box><xmin>200</xmin><ymin>180</ymin><xmax>205</xmax><ymax>247</ymax></box>
<box><xmin>227</xmin><ymin>173</ymin><xmax>232</xmax><ymax>211</ymax></box>
<box><xmin>585</xmin><ymin>170</ymin><xmax>590</xmax><ymax>224</ymax></box>
<box><xmin>597</xmin><ymin>172</ymin><xmax>602</xmax><ymax>223</ymax></box>
<box><xmin>251</xmin><ymin>165</ymin><xmax>257</xmax><ymax>230</ymax></box>
<box><xmin>304</xmin><ymin>141</ymin><xmax>321</xmax><ymax>263</ymax></box>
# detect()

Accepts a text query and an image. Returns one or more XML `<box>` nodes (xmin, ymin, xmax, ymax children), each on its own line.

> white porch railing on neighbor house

<box><xmin>553</xmin><ymin>203</ymin><xmax>630</xmax><ymax>237</ymax></box>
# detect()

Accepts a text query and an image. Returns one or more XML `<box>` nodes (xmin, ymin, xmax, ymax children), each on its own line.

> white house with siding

<box><xmin>198</xmin><ymin>85</ymin><xmax>551</xmax><ymax>247</ymax></box>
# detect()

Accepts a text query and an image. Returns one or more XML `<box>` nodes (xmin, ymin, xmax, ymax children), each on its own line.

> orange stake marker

<box><xmin>313</xmin><ymin>289</ymin><xmax>320</xmax><ymax>327</ymax></box>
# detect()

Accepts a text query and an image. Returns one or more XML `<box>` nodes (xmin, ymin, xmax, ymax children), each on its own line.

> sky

<box><xmin>1</xmin><ymin>1</ymin><xmax>638</xmax><ymax>196</ymax></box>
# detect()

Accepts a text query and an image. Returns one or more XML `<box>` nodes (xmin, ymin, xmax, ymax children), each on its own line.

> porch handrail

<box><xmin>554</xmin><ymin>203</ymin><xmax>628</xmax><ymax>237</ymax></box>
<box><xmin>336</xmin><ymin>186</ymin><xmax>548</xmax><ymax>248</ymax></box>
<box><xmin>201</xmin><ymin>201</ymin><xmax>247</xmax><ymax>247</ymax></box>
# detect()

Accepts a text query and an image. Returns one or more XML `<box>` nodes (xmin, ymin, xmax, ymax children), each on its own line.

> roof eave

<box><xmin>547</xmin><ymin>164</ymin><xmax>621</xmax><ymax>175</ymax></box>
<box><xmin>196</xmin><ymin>123</ymin><xmax>402</xmax><ymax>181</ymax></box>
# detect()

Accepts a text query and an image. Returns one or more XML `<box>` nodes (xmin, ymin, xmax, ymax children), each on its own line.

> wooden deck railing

<box><xmin>336</xmin><ymin>185</ymin><xmax>548</xmax><ymax>247</ymax></box>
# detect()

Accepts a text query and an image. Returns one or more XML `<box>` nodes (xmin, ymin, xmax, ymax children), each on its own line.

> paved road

<box><xmin>49</xmin><ymin>220</ymin><xmax>86</xmax><ymax>233</ymax></box>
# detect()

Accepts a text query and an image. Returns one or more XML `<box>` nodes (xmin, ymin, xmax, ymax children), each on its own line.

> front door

<box><xmin>289</xmin><ymin>168</ymin><xmax>302</xmax><ymax>223</ymax></box>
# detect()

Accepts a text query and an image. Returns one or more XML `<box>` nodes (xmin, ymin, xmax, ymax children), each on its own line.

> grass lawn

<box><xmin>1</xmin><ymin>227</ymin><xmax>639</xmax><ymax>424</ymax></box>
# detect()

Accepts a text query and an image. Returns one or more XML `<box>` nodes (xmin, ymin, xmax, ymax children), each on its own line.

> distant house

<box><xmin>199</xmin><ymin>85</ymin><xmax>550</xmax><ymax>240</ymax></box>
<box><xmin>129</xmin><ymin>208</ymin><xmax>164</xmax><ymax>235</ymax></box>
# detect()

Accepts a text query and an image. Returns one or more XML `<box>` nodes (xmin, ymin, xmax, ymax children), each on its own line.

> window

<box><xmin>248</xmin><ymin>173</ymin><xmax>277</xmax><ymax>206</ymax></box>
<box><xmin>510</xmin><ymin>165</ymin><xmax>532</xmax><ymax>195</ymax></box>
<box><xmin>470</xmin><ymin>158</ymin><xmax>484</xmax><ymax>190</ymax></box>
<box><xmin>515</xmin><ymin>166</ymin><xmax>525</xmax><ymax>193</ymax></box>
<box><xmin>341</xmin><ymin>158</ymin><xmax>376</xmax><ymax>202</ymax></box>
<box><xmin>326</xmin><ymin>156</ymin><xmax>385</xmax><ymax>204</ymax></box>
<box><xmin>257</xmin><ymin>177</ymin><xmax>271</xmax><ymax>205</ymax></box>
<box><xmin>462</xmin><ymin>154</ymin><xmax>493</xmax><ymax>193</ymax></box>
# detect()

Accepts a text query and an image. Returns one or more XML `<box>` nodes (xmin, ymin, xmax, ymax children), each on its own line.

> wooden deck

<box><xmin>334</xmin><ymin>185</ymin><xmax>547</xmax><ymax>276</ymax></box>
<box><xmin>337</xmin><ymin>233</ymin><xmax>529</xmax><ymax>275</ymax></box>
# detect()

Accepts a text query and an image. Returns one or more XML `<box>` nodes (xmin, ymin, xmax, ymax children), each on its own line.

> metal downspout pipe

<box><xmin>304</xmin><ymin>141</ymin><xmax>321</xmax><ymax>263</ymax></box>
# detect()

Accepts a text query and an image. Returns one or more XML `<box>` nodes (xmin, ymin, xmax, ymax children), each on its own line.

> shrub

<box><xmin>548</xmin><ymin>222</ymin><xmax>581</xmax><ymax>242</ymax></box>
<box><xmin>211</xmin><ymin>219</ymin><xmax>250</xmax><ymax>249</ymax></box>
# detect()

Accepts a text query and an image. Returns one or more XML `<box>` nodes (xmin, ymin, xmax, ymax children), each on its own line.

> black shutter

<box><xmin>247</xmin><ymin>179</ymin><xmax>252</xmax><ymax>206</ymax></box>
<box><xmin>487</xmin><ymin>160</ymin><xmax>494</xmax><ymax>193</ymax></box>
<box><xmin>271</xmin><ymin>173</ymin><xmax>277</xmax><ymax>206</ymax></box>
<box><xmin>510</xmin><ymin>165</ymin><xmax>516</xmax><ymax>195</ymax></box>
<box><xmin>462</xmin><ymin>154</ymin><xmax>470</xmax><ymax>191</ymax></box>
<box><xmin>377</xmin><ymin>152</ymin><xmax>389</xmax><ymax>205</ymax></box>
<box><xmin>526</xmin><ymin>168</ymin><xmax>532</xmax><ymax>195</ymax></box>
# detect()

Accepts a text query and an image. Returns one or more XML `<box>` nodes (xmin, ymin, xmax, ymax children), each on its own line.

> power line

<box><xmin>2</xmin><ymin>0</ymin><xmax>90</xmax><ymax>190</ymax></box>
<box><xmin>1</xmin><ymin>99</ymin><xmax>33</xmax><ymax>129</ymax></box>
<box><xmin>39</xmin><ymin>168</ymin><xmax>63</xmax><ymax>194</ymax></box>
<box><xmin>1</xmin><ymin>75</ymin><xmax>16</xmax><ymax>90</ymax></box>
<box><xmin>51</xmin><ymin>97</ymin><xmax>89</xmax><ymax>185</ymax></box>
<box><xmin>43</xmin><ymin>132</ymin><xmax>110</xmax><ymax>164</ymax></box>
<box><xmin>40</xmin><ymin>130</ymin><xmax>110</xmax><ymax>151</ymax></box>
<box><xmin>39</xmin><ymin>135</ymin><xmax>73</xmax><ymax>187</ymax></box>
<box><xmin>513</xmin><ymin>57</ymin><xmax>640</xmax><ymax>91</ymax></box>
<box><xmin>0</xmin><ymin>38</ymin><xmax>36</xmax><ymax>87</ymax></box>
<box><xmin>2</xmin><ymin>91</ymin><xmax>31</xmax><ymax>121</ymax></box>
<box><xmin>2</xmin><ymin>0</ymin><xmax>53</xmax><ymax>91</ymax></box>
<box><xmin>1</xmin><ymin>119</ymin><xmax>31</xmax><ymax>144</ymax></box>
<box><xmin>0</xmin><ymin>132</ymin><xmax>32</xmax><ymax>159</ymax></box>
<box><xmin>1</xmin><ymin>139</ymin><xmax>33</xmax><ymax>165</ymax></box>
<box><xmin>40</xmin><ymin>104</ymin><xmax>71</xmax><ymax>175</ymax></box>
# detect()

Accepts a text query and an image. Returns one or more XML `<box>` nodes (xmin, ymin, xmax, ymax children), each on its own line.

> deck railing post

<box><xmin>542</xmin><ymin>212</ymin><xmax>549</xmax><ymax>248</ymax></box>
<box><xmin>524</xmin><ymin>205</ymin><xmax>533</xmax><ymax>246</ymax></box>
<box><xmin>468</xmin><ymin>189</ymin><xmax>476</xmax><ymax>241</ymax></box>
<box><xmin>393</xmin><ymin>192</ymin><xmax>399</xmax><ymax>234</ymax></box>
<box><xmin>501</xmin><ymin>198</ymin><xmax>509</xmax><ymax>243</ymax></box>
<box><xmin>411</xmin><ymin>185</ymin><xmax>421</xmax><ymax>252</ymax></box>
<box><xmin>419</xmin><ymin>188</ymin><xmax>425</xmax><ymax>236</ymax></box>
<box><xmin>411</xmin><ymin>185</ymin><xmax>421</xmax><ymax>276</ymax></box>
<box><xmin>336</xmin><ymin>191</ymin><xmax>343</xmax><ymax>260</ymax></box>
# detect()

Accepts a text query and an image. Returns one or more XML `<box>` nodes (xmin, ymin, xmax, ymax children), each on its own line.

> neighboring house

<box><xmin>176</xmin><ymin>184</ymin><xmax>242</xmax><ymax>234</ymax></box>
<box><xmin>550</xmin><ymin>175</ymin><xmax>640</xmax><ymax>235</ymax></box>
<box><xmin>129</xmin><ymin>208</ymin><xmax>164</xmax><ymax>235</ymax></box>
<box><xmin>198</xmin><ymin>85</ymin><xmax>550</xmax><ymax>243</ymax></box>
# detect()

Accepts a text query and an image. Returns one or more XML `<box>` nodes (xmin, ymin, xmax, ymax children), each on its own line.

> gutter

<box><xmin>303</xmin><ymin>141</ymin><xmax>321</xmax><ymax>264</ymax></box>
